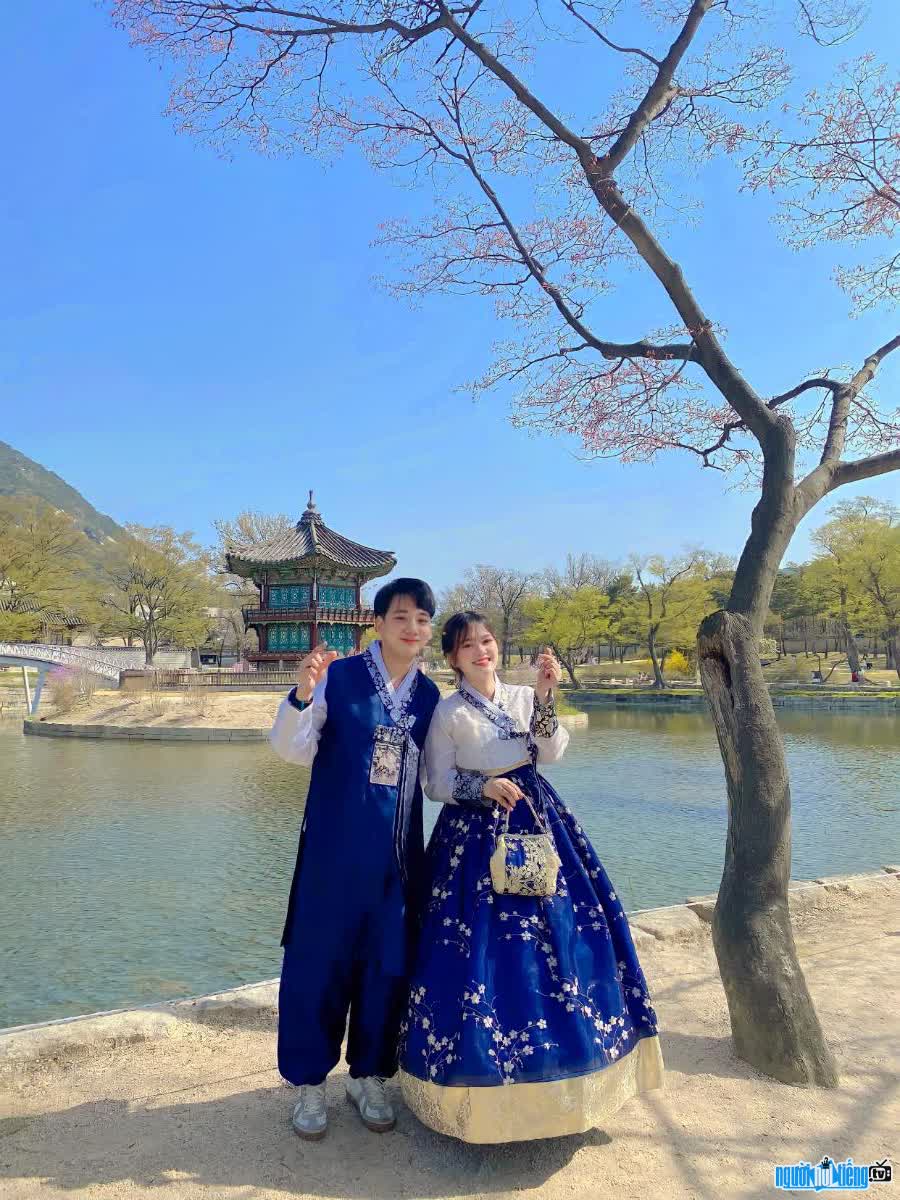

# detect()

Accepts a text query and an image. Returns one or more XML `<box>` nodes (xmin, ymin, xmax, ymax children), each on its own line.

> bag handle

<box><xmin>500</xmin><ymin>791</ymin><xmax>550</xmax><ymax>836</ymax></box>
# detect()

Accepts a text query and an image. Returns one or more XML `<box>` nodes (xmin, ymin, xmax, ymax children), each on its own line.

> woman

<box><xmin>399</xmin><ymin>612</ymin><xmax>664</xmax><ymax>1143</ymax></box>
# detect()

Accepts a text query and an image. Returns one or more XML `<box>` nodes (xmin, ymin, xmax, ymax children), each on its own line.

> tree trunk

<box><xmin>647</xmin><ymin>632</ymin><xmax>666</xmax><ymax>689</ymax></box>
<box><xmin>701</xmin><ymin>425</ymin><xmax>838</xmax><ymax>1087</ymax></box>
<box><xmin>889</xmin><ymin>632</ymin><xmax>900</xmax><ymax>679</ymax></box>
<box><xmin>145</xmin><ymin>623</ymin><xmax>157</xmax><ymax>667</ymax></box>
<box><xmin>840</xmin><ymin>592</ymin><xmax>861</xmax><ymax>676</ymax></box>
<box><xmin>698</xmin><ymin>610</ymin><xmax>839</xmax><ymax>1087</ymax></box>
<box><xmin>562</xmin><ymin>656</ymin><xmax>579</xmax><ymax>688</ymax></box>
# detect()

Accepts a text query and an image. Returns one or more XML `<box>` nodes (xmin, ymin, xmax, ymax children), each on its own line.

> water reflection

<box><xmin>1</xmin><ymin>704</ymin><xmax>898</xmax><ymax>1029</ymax></box>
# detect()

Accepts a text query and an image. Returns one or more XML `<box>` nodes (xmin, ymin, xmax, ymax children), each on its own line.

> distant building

<box><xmin>225</xmin><ymin>493</ymin><xmax>396</xmax><ymax>669</ymax></box>
<box><xmin>0</xmin><ymin>598</ymin><xmax>88</xmax><ymax>646</ymax></box>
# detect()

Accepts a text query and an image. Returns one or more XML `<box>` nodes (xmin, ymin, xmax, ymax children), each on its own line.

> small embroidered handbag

<box><xmin>489</xmin><ymin>794</ymin><xmax>561</xmax><ymax>898</ymax></box>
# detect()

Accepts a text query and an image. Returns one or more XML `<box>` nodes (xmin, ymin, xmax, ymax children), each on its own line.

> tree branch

<box><xmin>598</xmin><ymin>0</ymin><xmax>711</xmax><ymax>173</ymax></box>
<box><xmin>437</xmin><ymin>0</ymin><xmax>775</xmax><ymax>441</ymax></box>
<box><xmin>408</xmin><ymin>76</ymin><xmax>702</xmax><ymax>365</ymax></box>
<box><xmin>437</xmin><ymin>3</ymin><xmax>590</xmax><ymax>156</ymax></box>
<box><xmin>559</xmin><ymin>0</ymin><xmax>661</xmax><ymax>67</ymax></box>
<box><xmin>829</xmin><ymin>447</ymin><xmax>900</xmax><ymax>490</ymax></box>
<box><xmin>847</xmin><ymin>331</ymin><xmax>900</xmax><ymax>395</ymax></box>
<box><xmin>770</xmin><ymin>377</ymin><xmax>841</xmax><ymax>407</ymax></box>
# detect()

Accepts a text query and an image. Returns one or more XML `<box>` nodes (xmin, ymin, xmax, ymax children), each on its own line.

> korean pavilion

<box><xmin>225</xmin><ymin>493</ymin><xmax>396</xmax><ymax>668</ymax></box>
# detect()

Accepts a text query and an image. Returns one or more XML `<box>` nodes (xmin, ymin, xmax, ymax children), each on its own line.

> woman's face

<box><xmin>450</xmin><ymin>622</ymin><xmax>499</xmax><ymax>680</ymax></box>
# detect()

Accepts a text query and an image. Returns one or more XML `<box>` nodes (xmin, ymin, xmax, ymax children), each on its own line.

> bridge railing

<box><xmin>0</xmin><ymin>643</ymin><xmax>130</xmax><ymax>681</ymax></box>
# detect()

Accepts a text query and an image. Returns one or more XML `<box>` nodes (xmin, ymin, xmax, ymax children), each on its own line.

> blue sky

<box><xmin>2</xmin><ymin>1</ymin><xmax>898</xmax><ymax>595</ymax></box>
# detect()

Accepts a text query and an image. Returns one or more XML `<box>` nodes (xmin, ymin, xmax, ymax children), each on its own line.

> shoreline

<box><xmin>22</xmin><ymin>718</ymin><xmax>270</xmax><ymax>741</ymax></box>
<box><xmin>17</xmin><ymin>685</ymin><xmax>899</xmax><ymax>741</ymax></box>
<box><xmin>21</xmin><ymin>709</ymin><xmax>591</xmax><ymax>741</ymax></box>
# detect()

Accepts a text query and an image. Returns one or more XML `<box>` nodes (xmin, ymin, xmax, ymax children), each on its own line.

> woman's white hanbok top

<box><xmin>423</xmin><ymin>677</ymin><xmax>569</xmax><ymax>806</ymax></box>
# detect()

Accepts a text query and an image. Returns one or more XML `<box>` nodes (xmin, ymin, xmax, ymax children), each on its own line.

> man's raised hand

<box><xmin>296</xmin><ymin>645</ymin><xmax>339</xmax><ymax>702</ymax></box>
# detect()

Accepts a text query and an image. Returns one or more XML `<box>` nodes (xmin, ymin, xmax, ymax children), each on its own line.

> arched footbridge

<box><xmin>0</xmin><ymin>644</ymin><xmax>145</xmax><ymax>713</ymax></box>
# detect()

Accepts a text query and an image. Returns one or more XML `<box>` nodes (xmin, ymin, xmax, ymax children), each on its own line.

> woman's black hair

<box><xmin>441</xmin><ymin>610</ymin><xmax>497</xmax><ymax>663</ymax></box>
<box><xmin>373</xmin><ymin>577</ymin><xmax>436</xmax><ymax>619</ymax></box>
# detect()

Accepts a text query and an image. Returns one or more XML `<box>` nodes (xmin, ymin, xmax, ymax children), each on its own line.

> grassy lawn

<box><xmin>574</xmin><ymin>659</ymin><xmax>695</xmax><ymax>687</ymax></box>
<box><xmin>0</xmin><ymin>668</ymin><xmax>39</xmax><ymax>688</ymax></box>
<box><xmin>570</xmin><ymin>653</ymin><xmax>897</xmax><ymax>690</ymax></box>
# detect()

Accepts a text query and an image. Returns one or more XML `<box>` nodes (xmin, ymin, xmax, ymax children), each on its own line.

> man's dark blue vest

<box><xmin>280</xmin><ymin>653</ymin><xmax>440</xmax><ymax>977</ymax></box>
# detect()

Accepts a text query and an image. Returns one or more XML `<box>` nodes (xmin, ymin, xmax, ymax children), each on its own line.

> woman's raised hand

<box><xmin>535</xmin><ymin>645</ymin><xmax>562</xmax><ymax>700</ymax></box>
<box><xmin>295</xmin><ymin>644</ymin><xmax>339</xmax><ymax>702</ymax></box>
<box><xmin>482</xmin><ymin>776</ymin><xmax>524</xmax><ymax>812</ymax></box>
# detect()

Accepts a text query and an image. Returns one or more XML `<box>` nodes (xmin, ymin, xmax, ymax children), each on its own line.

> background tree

<box><xmin>766</xmin><ymin>569</ymin><xmax>813</xmax><ymax>658</ymax></box>
<box><xmin>100</xmin><ymin>525</ymin><xmax>214</xmax><ymax>665</ymax></box>
<box><xmin>0</xmin><ymin>498</ymin><xmax>93</xmax><ymax>641</ymax></box>
<box><xmin>624</xmin><ymin>553</ymin><xmax>716</xmax><ymax>688</ymax></box>
<box><xmin>115</xmin><ymin>0</ymin><xmax>900</xmax><ymax>1085</ymax></box>
<box><xmin>212</xmin><ymin>509</ymin><xmax>293</xmax><ymax>659</ymax></box>
<box><xmin>523</xmin><ymin>585</ymin><xmax>610</xmax><ymax>685</ymax></box>
<box><xmin>805</xmin><ymin>500</ymin><xmax>889</xmax><ymax>675</ymax></box>
<box><xmin>543</xmin><ymin>553</ymin><xmax>622</xmax><ymax>595</ymax></box>
<box><xmin>449</xmin><ymin>565</ymin><xmax>534</xmax><ymax>667</ymax></box>
<box><xmin>212</xmin><ymin>510</ymin><xmax>293</xmax><ymax>581</ymax></box>
<box><xmin>838</xmin><ymin>501</ymin><xmax>900</xmax><ymax>675</ymax></box>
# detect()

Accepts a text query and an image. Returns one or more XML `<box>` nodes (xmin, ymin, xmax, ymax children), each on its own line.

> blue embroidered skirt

<box><xmin>399</xmin><ymin>764</ymin><xmax>665</xmax><ymax>1142</ymax></box>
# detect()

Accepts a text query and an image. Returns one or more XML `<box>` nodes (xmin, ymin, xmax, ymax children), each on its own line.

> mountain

<box><xmin>0</xmin><ymin>440</ymin><xmax>125</xmax><ymax>544</ymax></box>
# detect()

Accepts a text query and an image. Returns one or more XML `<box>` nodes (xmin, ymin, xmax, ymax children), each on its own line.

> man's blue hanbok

<box><xmin>271</xmin><ymin>645</ymin><xmax>440</xmax><ymax>1087</ymax></box>
<box><xmin>399</xmin><ymin>679</ymin><xmax>664</xmax><ymax>1142</ymax></box>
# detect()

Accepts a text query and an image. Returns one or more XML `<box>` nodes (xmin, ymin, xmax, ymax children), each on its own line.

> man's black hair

<box><xmin>373</xmin><ymin>577</ymin><xmax>436</xmax><ymax>619</ymax></box>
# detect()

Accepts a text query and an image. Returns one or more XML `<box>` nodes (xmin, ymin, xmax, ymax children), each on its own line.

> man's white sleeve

<box><xmin>269</xmin><ymin>677</ymin><xmax>328</xmax><ymax>767</ymax></box>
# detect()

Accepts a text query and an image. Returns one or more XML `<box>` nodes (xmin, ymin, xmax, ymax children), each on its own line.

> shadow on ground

<box><xmin>0</xmin><ymin>1080</ymin><xmax>608</xmax><ymax>1198</ymax></box>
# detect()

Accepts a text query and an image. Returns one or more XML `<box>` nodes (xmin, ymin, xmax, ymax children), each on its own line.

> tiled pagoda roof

<box><xmin>225</xmin><ymin>493</ymin><xmax>396</xmax><ymax>579</ymax></box>
<box><xmin>0</xmin><ymin>598</ymin><xmax>87</xmax><ymax>628</ymax></box>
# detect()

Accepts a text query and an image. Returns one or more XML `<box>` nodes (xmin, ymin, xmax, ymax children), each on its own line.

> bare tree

<box><xmin>456</xmin><ymin>565</ymin><xmax>534</xmax><ymax>666</ymax></box>
<box><xmin>113</xmin><ymin>0</ymin><xmax>900</xmax><ymax>1085</ymax></box>
<box><xmin>544</xmin><ymin>553</ymin><xmax>624</xmax><ymax>595</ymax></box>
<box><xmin>212</xmin><ymin>509</ymin><xmax>294</xmax><ymax>656</ymax></box>
<box><xmin>213</xmin><ymin>509</ymin><xmax>293</xmax><ymax>589</ymax></box>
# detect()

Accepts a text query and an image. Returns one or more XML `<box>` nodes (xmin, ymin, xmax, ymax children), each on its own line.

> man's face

<box><xmin>375</xmin><ymin>594</ymin><xmax>433</xmax><ymax>660</ymax></box>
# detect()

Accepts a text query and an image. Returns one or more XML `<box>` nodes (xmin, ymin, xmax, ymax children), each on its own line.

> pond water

<box><xmin>1</xmin><ymin>706</ymin><xmax>898</xmax><ymax>1029</ymax></box>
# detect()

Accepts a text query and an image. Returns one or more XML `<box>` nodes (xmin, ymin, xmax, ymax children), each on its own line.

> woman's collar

<box><xmin>460</xmin><ymin>672</ymin><xmax>508</xmax><ymax>711</ymax></box>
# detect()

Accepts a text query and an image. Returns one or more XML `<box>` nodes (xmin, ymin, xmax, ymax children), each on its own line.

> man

<box><xmin>270</xmin><ymin>578</ymin><xmax>439</xmax><ymax>1140</ymax></box>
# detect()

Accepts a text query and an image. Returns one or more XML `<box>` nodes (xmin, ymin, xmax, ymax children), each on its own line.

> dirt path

<box><xmin>1</xmin><ymin>885</ymin><xmax>897</xmax><ymax>1200</ymax></box>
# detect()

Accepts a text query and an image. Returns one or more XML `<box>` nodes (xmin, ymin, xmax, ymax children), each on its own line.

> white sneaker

<box><xmin>292</xmin><ymin>1082</ymin><xmax>328</xmax><ymax>1140</ymax></box>
<box><xmin>345</xmin><ymin>1075</ymin><xmax>396</xmax><ymax>1132</ymax></box>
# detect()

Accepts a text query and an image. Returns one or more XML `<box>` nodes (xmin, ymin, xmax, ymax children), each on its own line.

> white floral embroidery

<box><xmin>400</xmin><ymin>986</ymin><xmax>460</xmax><ymax>1078</ymax></box>
<box><xmin>531</xmin><ymin>694</ymin><xmax>559</xmax><ymax>739</ymax></box>
<box><xmin>461</xmin><ymin>985</ymin><xmax>559</xmax><ymax>1084</ymax></box>
<box><xmin>452</xmin><ymin>767</ymin><xmax>489</xmax><ymax>807</ymax></box>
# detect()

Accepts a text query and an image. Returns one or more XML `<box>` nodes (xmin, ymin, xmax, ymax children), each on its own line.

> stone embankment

<box><xmin>23</xmin><ymin>720</ymin><xmax>269</xmax><ymax>742</ymax></box>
